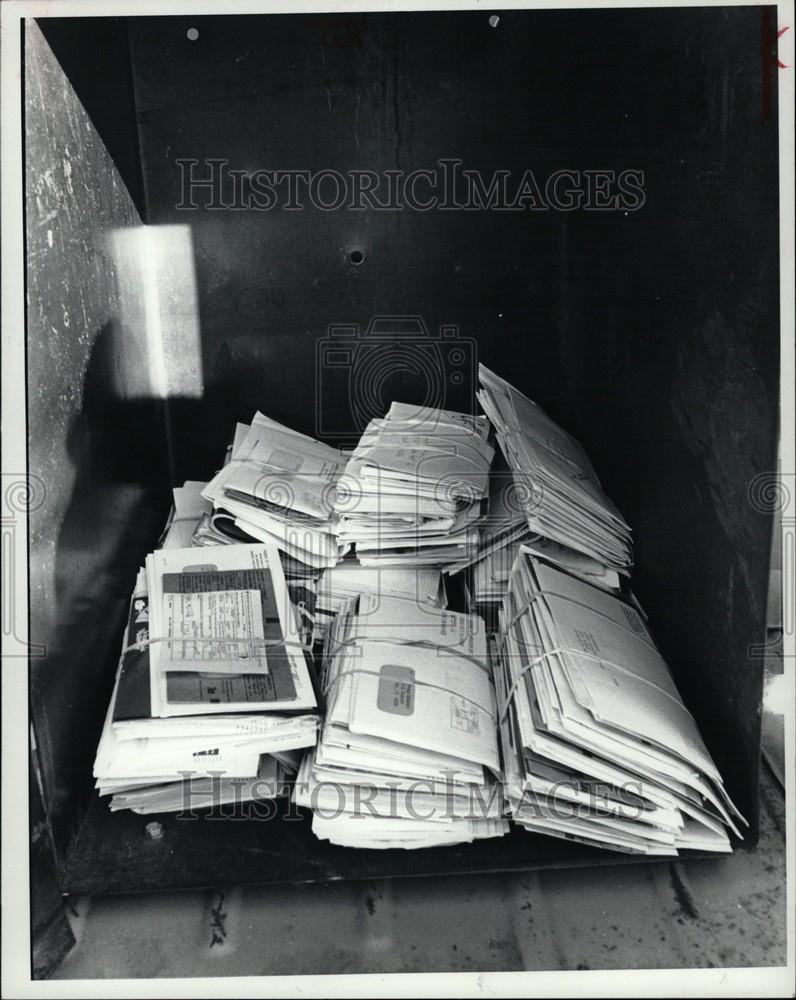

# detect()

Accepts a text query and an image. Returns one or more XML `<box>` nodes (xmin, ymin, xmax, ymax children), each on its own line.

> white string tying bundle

<box><xmin>496</xmin><ymin>638</ymin><xmax>696</xmax><ymax>726</ymax></box>
<box><xmin>493</xmin><ymin>577</ymin><xmax>693</xmax><ymax>720</ymax></box>
<box><xmin>501</xmin><ymin>586</ymin><xmax>654</xmax><ymax>646</ymax></box>
<box><xmin>293</xmin><ymin>601</ymin><xmax>316</xmax><ymax>626</ymax></box>
<box><xmin>123</xmin><ymin>634</ymin><xmax>314</xmax><ymax>657</ymax></box>
<box><xmin>322</xmin><ymin>631</ymin><xmax>495</xmax><ymax>682</ymax></box>
<box><xmin>320</xmin><ymin>665</ymin><xmax>497</xmax><ymax>722</ymax></box>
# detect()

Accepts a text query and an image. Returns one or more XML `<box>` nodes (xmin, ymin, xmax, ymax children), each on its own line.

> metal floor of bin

<box><xmin>54</xmin><ymin>762</ymin><xmax>786</xmax><ymax>979</ymax></box>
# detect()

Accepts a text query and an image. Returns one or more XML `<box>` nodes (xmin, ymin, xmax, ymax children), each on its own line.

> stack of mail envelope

<box><xmin>459</xmin><ymin>458</ymin><xmax>623</xmax><ymax>628</ymax></box>
<box><xmin>296</xmin><ymin>593</ymin><xmax>509</xmax><ymax>848</ymax></box>
<box><xmin>466</xmin><ymin>537</ymin><xmax>527</xmax><ymax>632</ymax></box>
<box><xmin>313</xmin><ymin>563</ymin><xmax>445</xmax><ymax>641</ymax></box>
<box><xmin>477</xmin><ymin>366</ymin><xmax>633</xmax><ymax>577</ymax></box>
<box><xmin>156</xmin><ymin>487</ymin><xmax>319</xmax><ymax>648</ymax></box>
<box><xmin>202</xmin><ymin>413</ymin><xmax>351</xmax><ymax>570</ymax></box>
<box><xmin>335</xmin><ymin>403</ymin><xmax>494</xmax><ymax>568</ymax></box>
<box><xmin>453</xmin><ymin>457</ymin><xmax>537</xmax><ymax>627</ymax></box>
<box><xmin>105</xmin><ymin>752</ymin><xmax>302</xmax><ymax>815</ymax></box>
<box><xmin>93</xmin><ymin>541</ymin><xmax>320</xmax><ymax>813</ymax></box>
<box><xmin>446</xmin><ymin>454</ymin><xmax>533</xmax><ymax>576</ymax></box>
<box><xmin>496</xmin><ymin>548</ymin><xmax>746</xmax><ymax>854</ymax></box>
<box><xmin>467</xmin><ymin>538</ymin><xmax>622</xmax><ymax>642</ymax></box>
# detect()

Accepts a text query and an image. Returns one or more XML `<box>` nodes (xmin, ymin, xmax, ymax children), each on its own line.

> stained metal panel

<box><xmin>25</xmin><ymin>20</ymin><xmax>169</xmax><ymax>863</ymax></box>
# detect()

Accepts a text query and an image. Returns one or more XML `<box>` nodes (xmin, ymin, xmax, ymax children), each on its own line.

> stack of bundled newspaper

<box><xmin>477</xmin><ymin>366</ymin><xmax>633</xmax><ymax>576</ymax></box>
<box><xmin>313</xmin><ymin>564</ymin><xmax>445</xmax><ymax>642</ymax></box>
<box><xmin>335</xmin><ymin>403</ymin><xmax>493</xmax><ymax>568</ymax></box>
<box><xmin>93</xmin><ymin>540</ymin><xmax>320</xmax><ymax>813</ymax></box>
<box><xmin>297</xmin><ymin>593</ymin><xmax>509</xmax><ymax>848</ymax></box>
<box><xmin>158</xmin><ymin>480</ymin><xmax>318</xmax><ymax>647</ymax></box>
<box><xmin>451</xmin><ymin>458</ymin><xmax>535</xmax><ymax>626</ymax></box>
<box><xmin>466</xmin><ymin>537</ymin><xmax>526</xmax><ymax>631</ymax></box>
<box><xmin>201</xmin><ymin>413</ymin><xmax>350</xmax><ymax>571</ymax></box>
<box><xmin>447</xmin><ymin>457</ymin><xmax>531</xmax><ymax>575</ymax></box>
<box><xmin>467</xmin><ymin>531</ymin><xmax>626</xmax><ymax>629</ymax></box>
<box><xmin>94</xmin><ymin>371</ymin><xmax>736</xmax><ymax>855</ymax></box>
<box><xmin>496</xmin><ymin>548</ymin><xmax>746</xmax><ymax>854</ymax></box>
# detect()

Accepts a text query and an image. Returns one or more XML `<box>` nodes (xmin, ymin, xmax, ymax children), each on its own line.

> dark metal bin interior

<box><xmin>25</xmin><ymin>8</ymin><xmax>780</xmax><ymax>895</ymax></box>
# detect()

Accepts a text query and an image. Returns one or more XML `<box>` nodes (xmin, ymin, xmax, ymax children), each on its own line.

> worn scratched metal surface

<box><xmin>59</xmin><ymin>795</ymin><xmax>714</xmax><ymax>896</ymax></box>
<box><xmin>56</xmin><ymin>766</ymin><xmax>786</xmax><ymax>977</ymax></box>
<box><xmin>25</xmin><ymin>20</ymin><xmax>168</xmax><ymax>868</ymax></box>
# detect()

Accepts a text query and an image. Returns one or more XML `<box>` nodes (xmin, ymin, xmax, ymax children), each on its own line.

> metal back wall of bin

<box><xmin>127</xmin><ymin>7</ymin><xmax>781</xmax><ymax>836</ymax></box>
<box><xmin>29</xmin><ymin>7</ymin><xmax>779</xmax><ymax>889</ymax></box>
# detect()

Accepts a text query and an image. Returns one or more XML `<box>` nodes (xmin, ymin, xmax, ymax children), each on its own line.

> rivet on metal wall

<box><xmin>187</xmin><ymin>27</ymin><xmax>200</xmax><ymax>42</ymax></box>
<box><xmin>145</xmin><ymin>821</ymin><xmax>165</xmax><ymax>841</ymax></box>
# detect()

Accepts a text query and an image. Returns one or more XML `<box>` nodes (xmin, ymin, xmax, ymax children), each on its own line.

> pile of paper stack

<box><xmin>313</xmin><ymin>564</ymin><xmax>445</xmax><ymax>642</ymax></box>
<box><xmin>453</xmin><ymin>458</ymin><xmax>533</xmax><ymax>626</ymax></box>
<box><xmin>335</xmin><ymin>403</ymin><xmax>493</xmax><ymax>568</ymax></box>
<box><xmin>447</xmin><ymin>457</ymin><xmax>530</xmax><ymax>573</ymax></box>
<box><xmin>296</xmin><ymin>594</ymin><xmax>509</xmax><ymax>848</ymax></box>
<box><xmin>91</xmin><ymin>368</ymin><xmax>742</xmax><ymax>858</ymax></box>
<box><xmin>467</xmin><ymin>535</ymin><xmax>626</xmax><ymax>630</ymax></box>
<box><xmin>158</xmin><ymin>480</ymin><xmax>213</xmax><ymax>549</ymax></box>
<box><xmin>466</xmin><ymin>537</ymin><xmax>526</xmax><ymax>631</ymax></box>
<box><xmin>157</xmin><ymin>480</ymin><xmax>318</xmax><ymax>647</ymax></box>
<box><xmin>201</xmin><ymin>412</ymin><xmax>350</xmax><ymax>571</ymax></box>
<box><xmin>93</xmin><ymin>541</ymin><xmax>320</xmax><ymax>813</ymax></box>
<box><xmin>496</xmin><ymin>548</ymin><xmax>746</xmax><ymax>854</ymax></box>
<box><xmin>477</xmin><ymin>366</ymin><xmax>633</xmax><ymax>576</ymax></box>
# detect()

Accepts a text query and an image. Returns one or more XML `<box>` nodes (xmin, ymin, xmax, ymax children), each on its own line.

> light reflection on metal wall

<box><xmin>108</xmin><ymin>224</ymin><xmax>202</xmax><ymax>401</ymax></box>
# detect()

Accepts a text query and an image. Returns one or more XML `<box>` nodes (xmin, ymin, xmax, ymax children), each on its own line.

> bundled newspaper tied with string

<box><xmin>496</xmin><ymin>548</ymin><xmax>746</xmax><ymax>855</ymax></box>
<box><xmin>298</xmin><ymin>593</ymin><xmax>509</xmax><ymax>848</ymax></box>
<box><xmin>156</xmin><ymin>477</ymin><xmax>319</xmax><ymax>650</ymax></box>
<box><xmin>144</xmin><ymin>542</ymin><xmax>318</xmax><ymax>717</ymax></box>
<box><xmin>92</xmin><ymin>539</ymin><xmax>320</xmax><ymax>813</ymax></box>
<box><xmin>460</xmin><ymin>453</ymin><xmax>623</xmax><ymax>628</ymax></box>
<box><xmin>466</xmin><ymin>533</ymin><xmax>625</xmax><ymax>631</ymax></box>
<box><xmin>335</xmin><ymin>402</ymin><xmax>494</xmax><ymax>568</ymax></box>
<box><xmin>477</xmin><ymin>365</ymin><xmax>633</xmax><ymax>577</ymax></box>
<box><xmin>202</xmin><ymin>413</ymin><xmax>350</xmax><ymax>570</ymax></box>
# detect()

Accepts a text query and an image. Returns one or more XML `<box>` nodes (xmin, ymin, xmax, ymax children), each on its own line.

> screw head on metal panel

<box><xmin>145</xmin><ymin>821</ymin><xmax>164</xmax><ymax>841</ymax></box>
